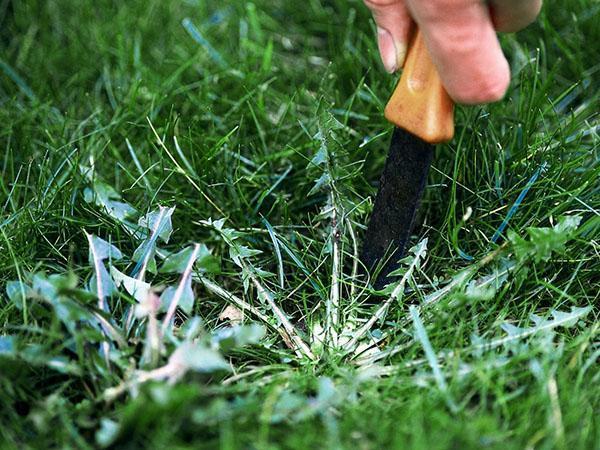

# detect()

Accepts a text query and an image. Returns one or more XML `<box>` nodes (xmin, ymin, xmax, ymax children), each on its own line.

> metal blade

<box><xmin>361</xmin><ymin>127</ymin><xmax>434</xmax><ymax>289</ymax></box>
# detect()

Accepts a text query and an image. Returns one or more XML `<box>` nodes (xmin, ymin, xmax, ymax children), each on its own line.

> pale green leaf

<box><xmin>171</xmin><ymin>342</ymin><xmax>230</xmax><ymax>372</ymax></box>
<box><xmin>213</xmin><ymin>324</ymin><xmax>266</xmax><ymax>351</ymax></box>
<box><xmin>110</xmin><ymin>266</ymin><xmax>151</xmax><ymax>303</ymax></box>
<box><xmin>6</xmin><ymin>281</ymin><xmax>32</xmax><ymax>310</ymax></box>
<box><xmin>96</xmin><ymin>418</ymin><xmax>120</xmax><ymax>448</ymax></box>
<box><xmin>160</xmin><ymin>275</ymin><xmax>194</xmax><ymax>314</ymax></box>
<box><xmin>138</xmin><ymin>206</ymin><xmax>174</xmax><ymax>244</ymax></box>
<box><xmin>160</xmin><ymin>244</ymin><xmax>219</xmax><ymax>274</ymax></box>
<box><xmin>86</xmin><ymin>235</ymin><xmax>123</xmax><ymax>263</ymax></box>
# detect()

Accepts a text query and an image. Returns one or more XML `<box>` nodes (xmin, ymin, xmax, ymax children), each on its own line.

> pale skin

<box><xmin>364</xmin><ymin>0</ymin><xmax>543</xmax><ymax>104</ymax></box>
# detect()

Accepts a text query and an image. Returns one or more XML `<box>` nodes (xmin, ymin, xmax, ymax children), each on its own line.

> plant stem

<box><xmin>326</xmin><ymin>192</ymin><xmax>341</xmax><ymax>347</ymax></box>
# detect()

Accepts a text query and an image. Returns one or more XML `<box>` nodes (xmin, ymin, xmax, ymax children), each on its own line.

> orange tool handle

<box><xmin>384</xmin><ymin>28</ymin><xmax>455</xmax><ymax>144</ymax></box>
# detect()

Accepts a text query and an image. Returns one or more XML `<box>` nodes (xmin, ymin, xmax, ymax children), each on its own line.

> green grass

<box><xmin>1</xmin><ymin>0</ymin><xmax>599</xmax><ymax>448</ymax></box>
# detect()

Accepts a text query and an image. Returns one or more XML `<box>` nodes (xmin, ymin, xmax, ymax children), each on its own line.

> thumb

<box><xmin>405</xmin><ymin>0</ymin><xmax>510</xmax><ymax>104</ymax></box>
<box><xmin>364</xmin><ymin>0</ymin><xmax>413</xmax><ymax>73</ymax></box>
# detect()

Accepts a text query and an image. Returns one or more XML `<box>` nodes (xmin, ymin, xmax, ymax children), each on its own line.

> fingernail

<box><xmin>377</xmin><ymin>27</ymin><xmax>401</xmax><ymax>73</ymax></box>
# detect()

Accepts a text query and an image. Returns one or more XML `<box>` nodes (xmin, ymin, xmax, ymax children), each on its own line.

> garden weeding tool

<box><xmin>361</xmin><ymin>27</ymin><xmax>454</xmax><ymax>289</ymax></box>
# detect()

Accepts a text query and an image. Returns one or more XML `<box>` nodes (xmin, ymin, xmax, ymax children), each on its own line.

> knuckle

<box><xmin>427</xmin><ymin>25</ymin><xmax>510</xmax><ymax>104</ymax></box>
<box><xmin>453</xmin><ymin>73</ymin><xmax>509</xmax><ymax>104</ymax></box>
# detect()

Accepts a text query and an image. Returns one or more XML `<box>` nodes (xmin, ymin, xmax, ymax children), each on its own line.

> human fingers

<box><xmin>405</xmin><ymin>0</ymin><xmax>510</xmax><ymax>104</ymax></box>
<box><xmin>364</xmin><ymin>0</ymin><xmax>413</xmax><ymax>72</ymax></box>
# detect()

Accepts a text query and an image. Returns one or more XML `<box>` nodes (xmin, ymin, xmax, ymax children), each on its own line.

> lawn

<box><xmin>1</xmin><ymin>0</ymin><xmax>598</xmax><ymax>448</ymax></box>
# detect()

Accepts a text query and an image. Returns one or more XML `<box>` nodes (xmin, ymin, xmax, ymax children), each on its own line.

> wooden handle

<box><xmin>384</xmin><ymin>28</ymin><xmax>454</xmax><ymax>144</ymax></box>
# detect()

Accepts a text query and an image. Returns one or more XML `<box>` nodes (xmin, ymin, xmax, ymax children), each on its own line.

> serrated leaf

<box><xmin>6</xmin><ymin>281</ymin><xmax>32</xmax><ymax>310</ymax></box>
<box><xmin>30</xmin><ymin>272</ymin><xmax>80</xmax><ymax>305</ymax></box>
<box><xmin>308</xmin><ymin>172</ymin><xmax>331</xmax><ymax>196</ymax></box>
<box><xmin>160</xmin><ymin>277</ymin><xmax>194</xmax><ymax>314</ymax></box>
<box><xmin>200</xmin><ymin>217</ymin><xmax>226</xmax><ymax>230</ymax></box>
<box><xmin>509</xmin><ymin>215</ymin><xmax>582</xmax><ymax>263</ymax></box>
<box><xmin>131</xmin><ymin>244</ymin><xmax>158</xmax><ymax>274</ymax></box>
<box><xmin>32</xmin><ymin>272</ymin><xmax>59</xmax><ymax>301</ymax></box>
<box><xmin>161</xmin><ymin>244</ymin><xmax>204</xmax><ymax>328</ymax></box>
<box><xmin>110</xmin><ymin>266</ymin><xmax>151</xmax><ymax>303</ymax></box>
<box><xmin>554</xmin><ymin>215</ymin><xmax>582</xmax><ymax>234</ymax></box>
<box><xmin>233</xmin><ymin>245</ymin><xmax>262</xmax><ymax>259</ymax></box>
<box><xmin>130</xmin><ymin>206</ymin><xmax>175</xmax><ymax>278</ymax></box>
<box><xmin>234</xmin><ymin>324</ymin><xmax>266</xmax><ymax>345</ymax></box>
<box><xmin>177</xmin><ymin>276</ymin><xmax>195</xmax><ymax>314</ymax></box>
<box><xmin>212</xmin><ymin>324</ymin><xmax>266</xmax><ymax>351</ymax></box>
<box><xmin>96</xmin><ymin>418</ymin><xmax>120</xmax><ymax>448</ymax></box>
<box><xmin>83</xmin><ymin>179</ymin><xmax>138</xmax><ymax>223</ymax></box>
<box><xmin>387</xmin><ymin>239</ymin><xmax>428</xmax><ymax>278</ymax></box>
<box><xmin>96</xmin><ymin>193</ymin><xmax>136</xmax><ymax>221</ymax></box>
<box><xmin>160</xmin><ymin>246</ymin><xmax>198</xmax><ymax>273</ymax></box>
<box><xmin>500</xmin><ymin>323</ymin><xmax>525</xmax><ymax>336</ymax></box>
<box><xmin>86</xmin><ymin>235</ymin><xmax>123</xmax><ymax>263</ymax></box>
<box><xmin>197</xmin><ymin>249</ymin><xmax>220</xmax><ymax>274</ymax></box>
<box><xmin>221</xmin><ymin>227</ymin><xmax>242</xmax><ymax>242</ymax></box>
<box><xmin>160</xmin><ymin>244</ymin><xmax>219</xmax><ymax>274</ymax></box>
<box><xmin>54</xmin><ymin>298</ymin><xmax>96</xmax><ymax>327</ymax></box>
<box><xmin>253</xmin><ymin>266</ymin><xmax>275</xmax><ymax>278</ymax></box>
<box><xmin>550</xmin><ymin>307</ymin><xmax>589</xmax><ymax>327</ymax></box>
<box><xmin>229</xmin><ymin>244</ymin><xmax>261</xmax><ymax>266</ymax></box>
<box><xmin>86</xmin><ymin>233</ymin><xmax>121</xmax><ymax>304</ymax></box>
<box><xmin>170</xmin><ymin>342</ymin><xmax>230</xmax><ymax>372</ymax></box>
<box><xmin>212</xmin><ymin>218</ymin><xmax>226</xmax><ymax>230</ymax></box>
<box><xmin>309</xmin><ymin>146</ymin><xmax>328</xmax><ymax>167</ymax></box>
<box><xmin>240</xmin><ymin>265</ymin><xmax>252</xmax><ymax>293</ymax></box>
<box><xmin>462</xmin><ymin>280</ymin><xmax>496</xmax><ymax>301</ymax></box>
<box><xmin>138</xmin><ymin>206</ymin><xmax>174</xmax><ymax>243</ymax></box>
<box><xmin>500</xmin><ymin>306</ymin><xmax>591</xmax><ymax>338</ymax></box>
<box><xmin>530</xmin><ymin>314</ymin><xmax>544</xmax><ymax>326</ymax></box>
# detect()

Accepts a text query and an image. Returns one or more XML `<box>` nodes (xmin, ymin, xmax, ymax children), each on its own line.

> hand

<box><xmin>364</xmin><ymin>0</ymin><xmax>542</xmax><ymax>104</ymax></box>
